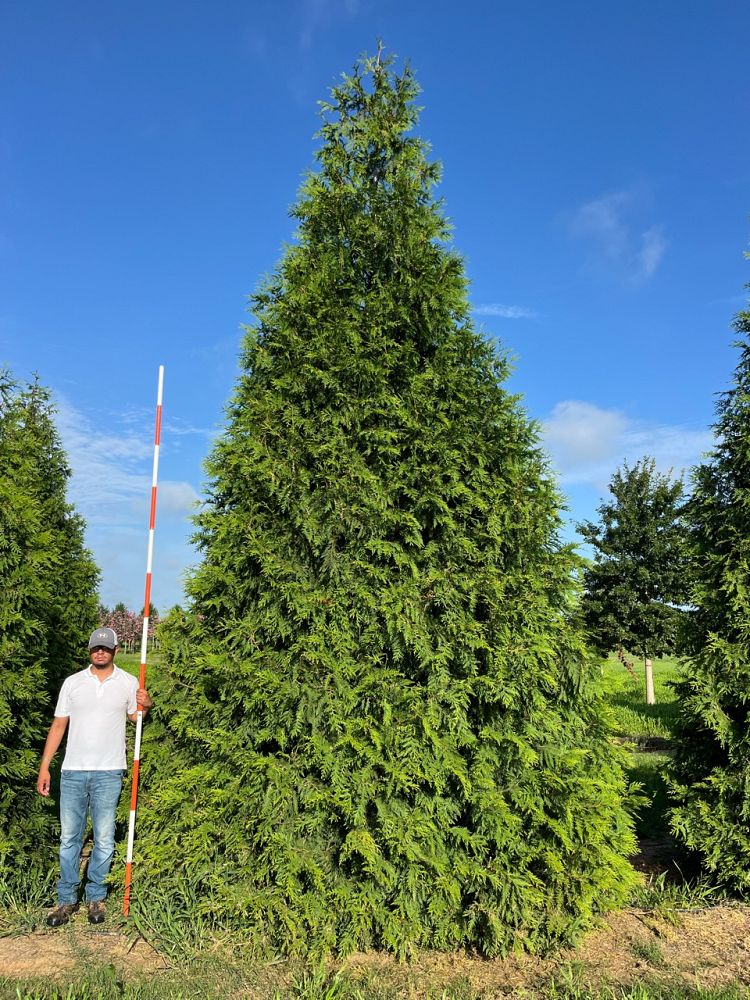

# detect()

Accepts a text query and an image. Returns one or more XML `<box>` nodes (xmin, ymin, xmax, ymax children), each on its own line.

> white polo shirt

<box><xmin>55</xmin><ymin>665</ymin><xmax>138</xmax><ymax>771</ymax></box>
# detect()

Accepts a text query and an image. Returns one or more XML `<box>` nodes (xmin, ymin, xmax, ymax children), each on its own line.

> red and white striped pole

<box><xmin>123</xmin><ymin>364</ymin><xmax>164</xmax><ymax>917</ymax></box>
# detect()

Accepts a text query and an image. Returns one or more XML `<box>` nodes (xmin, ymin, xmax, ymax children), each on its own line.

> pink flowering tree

<box><xmin>98</xmin><ymin>603</ymin><xmax>161</xmax><ymax>652</ymax></box>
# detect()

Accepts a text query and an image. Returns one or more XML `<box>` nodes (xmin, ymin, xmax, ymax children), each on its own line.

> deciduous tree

<box><xmin>577</xmin><ymin>458</ymin><xmax>688</xmax><ymax>700</ymax></box>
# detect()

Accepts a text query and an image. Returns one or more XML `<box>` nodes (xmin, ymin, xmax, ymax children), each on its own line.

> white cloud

<box><xmin>299</xmin><ymin>0</ymin><xmax>359</xmax><ymax>51</ymax></box>
<box><xmin>570</xmin><ymin>189</ymin><xmax>668</xmax><ymax>282</ymax></box>
<box><xmin>163</xmin><ymin>419</ymin><xmax>215</xmax><ymax>439</ymax></box>
<box><xmin>158</xmin><ymin>481</ymin><xmax>201</xmax><ymax>515</ymax></box>
<box><xmin>543</xmin><ymin>401</ymin><xmax>630</xmax><ymax>470</ymax></box>
<box><xmin>637</xmin><ymin>225</ymin><xmax>668</xmax><ymax>279</ymax></box>
<box><xmin>572</xmin><ymin>191</ymin><xmax>630</xmax><ymax>260</ymax></box>
<box><xmin>542</xmin><ymin>400</ymin><xmax>713</xmax><ymax>488</ymax></box>
<box><xmin>473</xmin><ymin>303</ymin><xmax>539</xmax><ymax>319</ymax></box>
<box><xmin>54</xmin><ymin>397</ymin><xmax>199</xmax><ymax>610</ymax></box>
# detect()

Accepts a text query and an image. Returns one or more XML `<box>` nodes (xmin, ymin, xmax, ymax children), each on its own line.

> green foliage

<box><xmin>133</xmin><ymin>50</ymin><xmax>636</xmax><ymax>957</ymax></box>
<box><xmin>0</xmin><ymin>372</ymin><xmax>99</xmax><ymax>871</ymax></box>
<box><xmin>669</xmin><ymin>276</ymin><xmax>750</xmax><ymax>889</ymax></box>
<box><xmin>578</xmin><ymin>459</ymin><xmax>688</xmax><ymax>660</ymax></box>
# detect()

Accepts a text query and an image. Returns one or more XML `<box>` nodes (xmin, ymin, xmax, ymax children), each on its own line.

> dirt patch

<box><xmin>1</xmin><ymin>905</ymin><xmax>749</xmax><ymax>996</ymax></box>
<box><xmin>566</xmin><ymin>906</ymin><xmax>750</xmax><ymax>990</ymax></box>
<box><xmin>342</xmin><ymin>905</ymin><xmax>750</xmax><ymax>996</ymax></box>
<box><xmin>629</xmin><ymin>836</ymin><xmax>685</xmax><ymax>879</ymax></box>
<box><xmin>0</xmin><ymin>916</ymin><xmax>163</xmax><ymax>979</ymax></box>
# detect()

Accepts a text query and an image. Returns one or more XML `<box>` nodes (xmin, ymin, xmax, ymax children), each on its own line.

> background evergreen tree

<box><xmin>136</xmin><ymin>51</ymin><xmax>636</xmax><ymax>957</ymax></box>
<box><xmin>577</xmin><ymin>458</ymin><xmax>688</xmax><ymax>689</ymax></box>
<box><xmin>0</xmin><ymin>372</ymin><xmax>99</xmax><ymax>872</ymax></box>
<box><xmin>669</xmin><ymin>277</ymin><xmax>750</xmax><ymax>887</ymax></box>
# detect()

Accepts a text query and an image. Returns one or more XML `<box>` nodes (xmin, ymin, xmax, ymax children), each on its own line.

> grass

<box><xmin>1</xmin><ymin>860</ymin><xmax>743</xmax><ymax>999</ymax></box>
<box><xmin>599</xmin><ymin>653</ymin><xmax>736</xmax><ymax>921</ymax></box>
<box><xmin>127</xmin><ymin>879</ymin><xmax>216</xmax><ymax>961</ymax></box>
<box><xmin>0</xmin><ymin>869</ymin><xmax>57</xmax><ymax>936</ymax></box>
<box><xmin>627</xmin><ymin>752</ymin><xmax>671</xmax><ymax>839</ymax></box>
<box><xmin>542</xmin><ymin>984</ymin><xmax>747</xmax><ymax>1000</ymax></box>
<box><xmin>630</xmin><ymin>869</ymin><xmax>731</xmax><ymax>921</ymax></box>
<box><xmin>599</xmin><ymin>654</ymin><xmax>681</xmax><ymax>743</ymax></box>
<box><xmin>598</xmin><ymin>654</ymin><xmax>682</xmax><ymax>842</ymax></box>
<box><xmin>630</xmin><ymin>940</ymin><xmax>665</xmax><ymax>967</ymax></box>
<box><xmin>115</xmin><ymin>650</ymin><xmax>163</xmax><ymax>680</ymax></box>
<box><xmin>0</xmin><ymin>966</ymin><xmax>241</xmax><ymax>1000</ymax></box>
<box><xmin>1</xmin><ymin>970</ymin><xmax>747</xmax><ymax>1000</ymax></box>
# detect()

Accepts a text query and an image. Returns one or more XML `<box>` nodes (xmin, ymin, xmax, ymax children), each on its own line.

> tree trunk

<box><xmin>645</xmin><ymin>657</ymin><xmax>655</xmax><ymax>705</ymax></box>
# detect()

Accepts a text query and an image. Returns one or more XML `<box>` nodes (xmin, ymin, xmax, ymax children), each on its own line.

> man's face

<box><xmin>89</xmin><ymin>645</ymin><xmax>116</xmax><ymax>669</ymax></box>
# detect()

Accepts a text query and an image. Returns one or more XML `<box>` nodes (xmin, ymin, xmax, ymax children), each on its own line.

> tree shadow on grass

<box><xmin>626</xmin><ymin>754</ymin><xmax>702</xmax><ymax>884</ymax></box>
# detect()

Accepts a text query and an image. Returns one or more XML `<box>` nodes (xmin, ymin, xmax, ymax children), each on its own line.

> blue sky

<box><xmin>2</xmin><ymin>1</ymin><xmax>748</xmax><ymax>610</ymax></box>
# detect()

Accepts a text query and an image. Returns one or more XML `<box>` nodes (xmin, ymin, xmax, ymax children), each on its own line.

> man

<box><xmin>37</xmin><ymin>627</ymin><xmax>153</xmax><ymax>926</ymax></box>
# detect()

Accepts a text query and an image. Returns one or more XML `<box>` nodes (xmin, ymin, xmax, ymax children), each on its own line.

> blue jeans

<box><xmin>57</xmin><ymin>769</ymin><xmax>124</xmax><ymax>905</ymax></box>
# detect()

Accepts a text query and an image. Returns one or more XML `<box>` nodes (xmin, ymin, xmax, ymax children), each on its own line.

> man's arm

<box><xmin>127</xmin><ymin>687</ymin><xmax>153</xmax><ymax>723</ymax></box>
<box><xmin>37</xmin><ymin>717</ymin><xmax>69</xmax><ymax>796</ymax></box>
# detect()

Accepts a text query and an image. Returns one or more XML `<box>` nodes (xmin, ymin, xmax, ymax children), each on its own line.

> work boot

<box><xmin>87</xmin><ymin>900</ymin><xmax>106</xmax><ymax>924</ymax></box>
<box><xmin>46</xmin><ymin>903</ymin><xmax>79</xmax><ymax>927</ymax></box>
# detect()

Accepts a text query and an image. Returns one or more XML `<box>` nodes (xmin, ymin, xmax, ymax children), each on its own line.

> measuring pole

<box><xmin>123</xmin><ymin>365</ymin><xmax>164</xmax><ymax>917</ymax></box>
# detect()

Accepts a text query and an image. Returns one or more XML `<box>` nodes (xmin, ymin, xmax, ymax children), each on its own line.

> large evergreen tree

<box><xmin>136</xmin><ymin>52</ymin><xmax>635</xmax><ymax>956</ymax></box>
<box><xmin>578</xmin><ymin>458</ymin><xmax>688</xmax><ymax>663</ymax></box>
<box><xmin>0</xmin><ymin>373</ymin><xmax>100</xmax><ymax>871</ymax></box>
<box><xmin>669</xmin><ymin>278</ymin><xmax>750</xmax><ymax>887</ymax></box>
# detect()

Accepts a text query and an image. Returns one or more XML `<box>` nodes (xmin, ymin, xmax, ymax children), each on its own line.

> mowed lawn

<box><xmin>599</xmin><ymin>653</ymin><xmax>682</xmax><ymax>839</ymax></box>
<box><xmin>116</xmin><ymin>650</ymin><xmax>162</xmax><ymax>680</ymax></box>
<box><xmin>600</xmin><ymin>653</ymin><xmax>681</xmax><ymax>742</ymax></box>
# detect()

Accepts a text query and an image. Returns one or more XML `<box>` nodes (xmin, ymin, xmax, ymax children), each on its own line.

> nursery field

<box><xmin>116</xmin><ymin>652</ymin><xmax>162</xmax><ymax>678</ymax></box>
<box><xmin>599</xmin><ymin>655</ymin><xmax>680</xmax><ymax>850</ymax></box>
<box><xmin>2</xmin><ymin>654</ymin><xmax>749</xmax><ymax>999</ymax></box>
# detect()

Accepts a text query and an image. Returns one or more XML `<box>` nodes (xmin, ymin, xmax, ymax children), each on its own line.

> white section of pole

<box><xmin>123</xmin><ymin>365</ymin><xmax>164</xmax><ymax>917</ymax></box>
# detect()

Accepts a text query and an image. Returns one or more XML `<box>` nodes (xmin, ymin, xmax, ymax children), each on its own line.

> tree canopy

<box><xmin>0</xmin><ymin>372</ymin><xmax>99</xmax><ymax>870</ymax></box>
<box><xmin>669</xmin><ymin>275</ymin><xmax>750</xmax><ymax>887</ymax></box>
<box><xmin>134</xmin><ymin>50</ymin><xmax>636</xmax><ymax>957</ymax></box>
<box><xmin>578</xmin><ymin>458</ymin><xmax>688</xmax><ymax>661</ymax></box>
